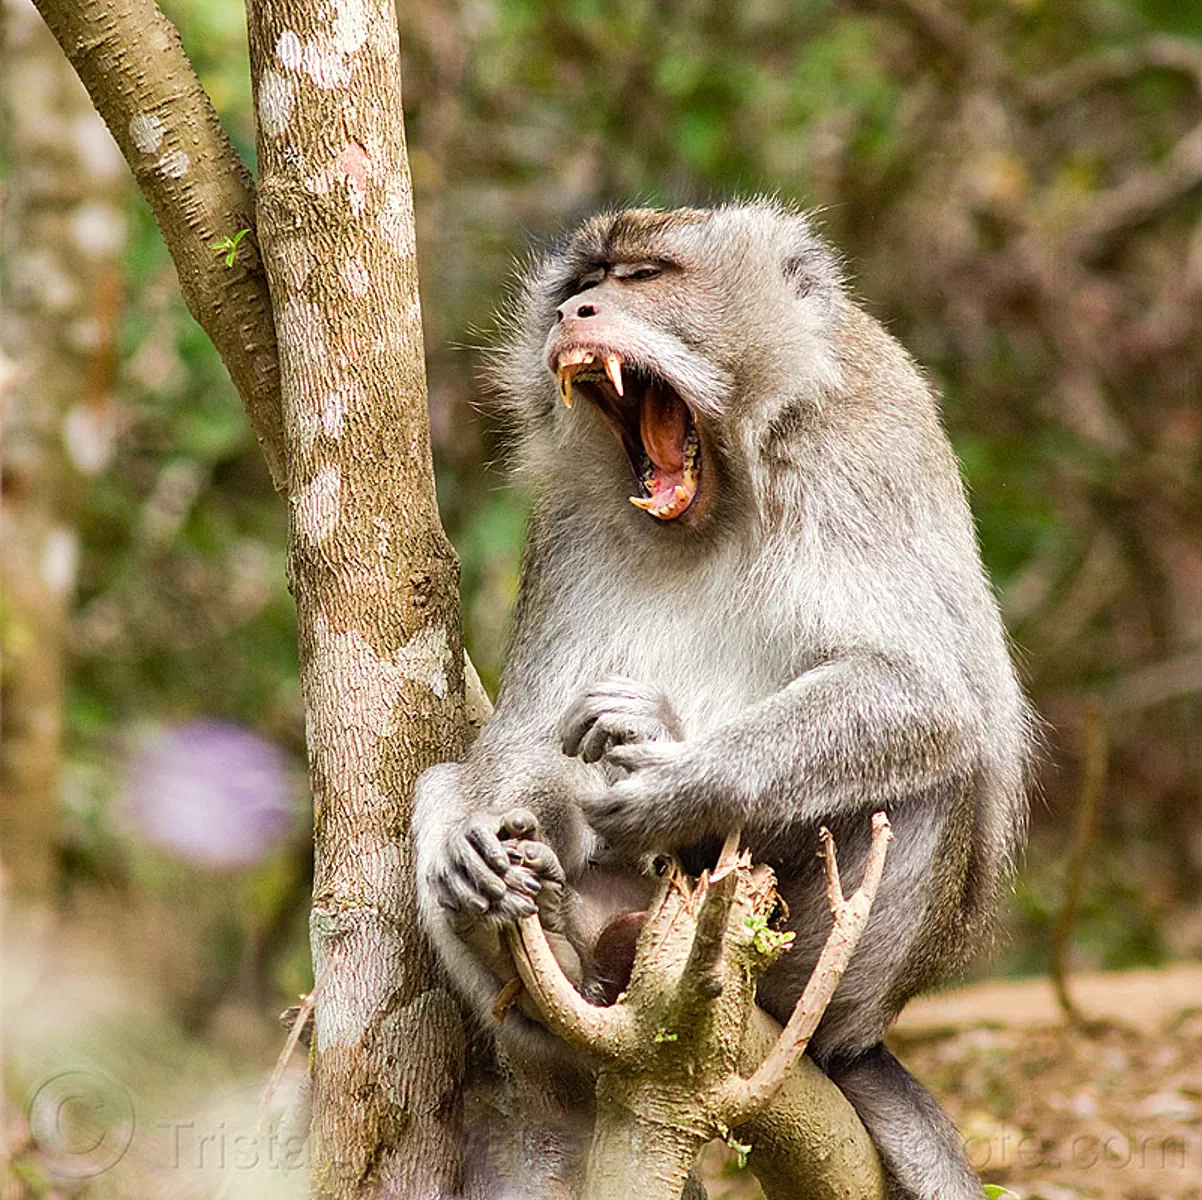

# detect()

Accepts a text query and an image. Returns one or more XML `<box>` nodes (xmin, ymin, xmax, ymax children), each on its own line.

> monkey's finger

<box><xmin>601</xmin><ymin>742</ymin><xmax>658</xmax><ymax>775</ymax></box>
<box><xmin>559</xmin><ymin>684</ymin><xmax>642</xmax><ymax>753</ymax></box>
<box><xmin>509</xmin><ymin>839</ymin><xmax>567</xmax><ymax>885</ymax></box>
<box><xmin>579</xmin><ymin>719</ymin><xmax>627</xmax><ymax>764</ymax></box>
<box><xmin>558</xmin><ymin>693</ymin><xmax>603</xmax><ymax>757</ymax></box>
<box><xmin>465</xmin><ymin>820</ymin><xmax>512</xmax><ymax>876</ymax></box>
<box><xmin>492</xmin><ymin>891</ymin><xmax>538</xmax><ymax>922</ymax></box>
<box><xmin>447</xmin><ymin>839</ymin><xmax>509</xmax><ymax>901</ymax></box>
<box><xmin>497</xmin><ymin>807</ymin><xmax>540</xmax><ymax>841</ymax></box>
<box><xmin>502</xmin><ymin>866</ymin><xmax>542</xmax><ymax>897</ymax></box>
<box><xmin>434</xmin><ymin>868</ymin><xmax>490</xmax><ymax>916</ymax></box>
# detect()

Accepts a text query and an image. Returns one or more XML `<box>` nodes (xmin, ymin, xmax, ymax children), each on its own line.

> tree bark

<box><xmin>30</xmin><ymin>0</ymin><xmax>288</xmax><ymax>488</ymax></box>
<box><xmin>0</xmin><ymin>0</ymin><xmax>127</xmax><ymax>904</ymax></box>
<box><xmin>243</xmin><ymin>1</ymin><xmax>467</xmax><ymax>1195</ymax></box>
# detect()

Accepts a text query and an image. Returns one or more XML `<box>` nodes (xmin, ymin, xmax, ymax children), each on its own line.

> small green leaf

<box><xmin>983</xmin><ymin>1187</ymin><xmax>1020</xmax><ymax>1199</ymax></box>
<box><xmin>212</xmin><ymin>227</ymin><xmax>250</xmax><ymax>267</ymax></box>
<box><xmin>715</xmin><ymin>1122</ymin><xmax>753</xmax><ymax>1169</ymax></box>
<box><xmin>744</xmin><ymin>913</ymin><xmax>795</xmax><ymax>955</ymax></box>
<box><xmin>653</xmin><ymin>1028</ymin><xmax>679</xmax><ymax>1043</ymax></box>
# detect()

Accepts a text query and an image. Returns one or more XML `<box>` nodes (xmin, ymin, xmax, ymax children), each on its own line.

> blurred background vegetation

<box><xmin>3</xmin><ymin>0</ymin><xmax>1202</xmax><ymax>1193</ymax></box>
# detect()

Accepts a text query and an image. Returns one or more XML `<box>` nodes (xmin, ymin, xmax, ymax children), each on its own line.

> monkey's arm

<box><xmin>578</xmin><ymin>653</ymin><xmax>979</xmax><ymax>851</ymax></box>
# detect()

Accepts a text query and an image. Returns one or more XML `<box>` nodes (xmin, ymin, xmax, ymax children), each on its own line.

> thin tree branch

<box><xmin>677</xmin><ymin>863</ymin><xmax>741</xmax><ymax>1014</ymax></box>
<box><xmin>261</xmin><ymin>965</ymin><xmax>330</xmax><ymax>1123</ymax></box>
<box><xmin>508</xmin><ymin>915</ymin><xmax>636</xmax><ymax>1060</ymax></box>
<box><xmin>723</xmin><ymin>812</ymin><xmax>892</xmax><ymax>1122</ymax></box>
<box><xmin>845</xmin><ymin>0</ymin><xmax>1008</xmax><ymax>86</ymax></box>
<box><xmin>1050</xmin><ymin>701</ymin><xmax>1106</xmax><ymax>1026</ymax></box>
<box><xmin>1029</xmin><ymin>35</ymin><xmax>1202</xmax><ymax>107</ymax></box>
<box><xmin>32</xmin><ymin>0</ymin><xmax>288</xmax><ymax>489</ymax></box>
<box><xmin>1069</xmin><ymin>121</ymin><xmax>1202</xmax><ymax>261</ymax></box>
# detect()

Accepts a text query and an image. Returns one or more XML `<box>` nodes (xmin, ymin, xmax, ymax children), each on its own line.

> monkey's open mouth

<box><xmin>555</xmin><ymin>350</ymin><xmax>700</xmax><ymax>521</ymax></box>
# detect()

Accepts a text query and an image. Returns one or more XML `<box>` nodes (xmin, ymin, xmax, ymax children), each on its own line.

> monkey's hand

<box><xmin>559</xmin><ymin>677</ymin><xmax>682</xmax><ymax>768</ymax></box>
<box><xmin>430</xmin><ymin>808</ymin><xmax>560</xmax><ymax>928</ymax></box>
<box><xmin>435</xmin><ymin>811</ymin><xmax>582</xmax><ymax>996</ymax></box>
<box><xmin>578</xmin><ymin>741</ymin><xmax>707</xmax><ymax>852</ymax></box>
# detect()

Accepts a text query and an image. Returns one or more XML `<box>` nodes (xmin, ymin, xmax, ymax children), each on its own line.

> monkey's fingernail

<box><xmin>508</xmin><ymin>869</ymin><xmax>541</xmax><ymax>895</ymax></box>
<box><xmin>605</xmin><ymin>353</ymin><xmax>624</xmax><ymax>396</ymax></box>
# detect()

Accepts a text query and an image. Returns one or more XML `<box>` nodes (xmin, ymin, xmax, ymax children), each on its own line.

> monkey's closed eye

<box><xmin>574</xmin><ymin>266</ymin><xmax>607</xmax><ymax>293</ymax></box>
<box><xmin>615</xmin><ymin>262</ymin><xmax>662</xmax><ymax>282</ymax></box>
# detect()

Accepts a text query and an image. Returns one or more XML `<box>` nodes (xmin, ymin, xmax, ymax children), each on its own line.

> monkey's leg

<box><xmin>824</xmin><ymin>1043</ymin><xmax>979</xmax><ymax>1200</ymax></box>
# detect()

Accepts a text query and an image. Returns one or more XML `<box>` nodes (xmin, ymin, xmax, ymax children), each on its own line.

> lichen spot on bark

<box><xmin>259</xmin><ymin>70</ymin><xmax>294</xmax><ymax>138</ymax></box>
<box><xmin>340</xmin><ymin>141</ymin><xmax>370</xmax><ymax>215</ymax></box>
<box><xmin>303</xmin><ymin>34</ymin><xmax>351</xmax><ymax>88</ymax></box>
<box><xmin>128</xmin><ymin>113</ymin><xmax>164</xmax><ymax>154</ymax></box>
<box><xmin>321</xmin><ymin>389</ymin><xmax>349</xmax><ymax>438</ymax></box>
<box><xmin>278</xmin><ymin>299</ymin><xmax>328</xmax><ymax>366</ymax></box>
<box><xmin>294</xmin><ymin>465</ymin><xmax>342</xmax><ymax>544</ymax></box>
<box><xmin>159</xmin><ymin>150</ymin><xmax>190</xmax><ymax>179</ymax></box>
<box><xmin>339</xmin><ymin>257</ymin><xmax>370</xmax><ymax>297</ymax></box>
<box><xmin>276</xmin><ymin>30</ymin><xmax>303</xmax><ymax>70</ymax></box>
<box><xmin>378</xmin><ymin>187</ymin><xmax>416</xmax><ymax>259</ymax></box>
<box><xmin>334</xmin><ymin>0</ymin><xmax>370</xmax><ymax>55</ymax></box>
<box><xmin>385</xmin><ymin>989</ymin><xmax>467</xmax><ymax>1109</ymax></box>
<box><xmin>310</xmin><ymin>901</ymin><xmax>399</xmax><ymax>1051</ymax></box>
<box><xmin>396</xmin><ymin>625</ymin><xmax>452</xmax><ymax>701</ymax></box>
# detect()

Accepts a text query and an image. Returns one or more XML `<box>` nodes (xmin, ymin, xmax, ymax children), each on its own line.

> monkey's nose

<box><xmin>556</xmin><ymin>299</ymin><xmax>599</xmax><ymax>324</ymax></box>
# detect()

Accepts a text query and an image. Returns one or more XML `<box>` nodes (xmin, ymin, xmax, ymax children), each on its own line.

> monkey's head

<box><xmin>493</xmin><ymin>200</ymin><xmax>845</xmax><ymax>532</ymax></box>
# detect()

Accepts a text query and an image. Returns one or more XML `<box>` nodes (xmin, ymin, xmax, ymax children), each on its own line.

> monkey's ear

<box><xmin>782</xmin><ymin>243</ymin><xmax>840</xmax><ymax>302</ymax></box>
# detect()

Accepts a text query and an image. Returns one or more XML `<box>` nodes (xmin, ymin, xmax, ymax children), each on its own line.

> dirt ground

<box><xmin>701</xmin><ymin>965</ymin><xmax>1202</xmax><ymax>1200</ymax></box>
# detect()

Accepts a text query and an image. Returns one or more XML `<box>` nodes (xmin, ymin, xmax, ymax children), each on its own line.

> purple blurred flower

<box><xmin>123</xmin><ymin>719</ymin><xmax>298</xmax><ymax>868</ymax></box>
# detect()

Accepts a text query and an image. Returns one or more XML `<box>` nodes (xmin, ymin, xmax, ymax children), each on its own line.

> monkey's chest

<box><xmin>592</xmin><ymin>582</ymin><xmax>781</xmax><ymax>737</ymax></box>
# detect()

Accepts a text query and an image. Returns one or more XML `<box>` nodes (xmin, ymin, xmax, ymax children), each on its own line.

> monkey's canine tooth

<box><xmin>629</xmin><ymin>495</ymin><xmax>656</xmax><ymax>511</ymax></box>
<box><xmin>558</xmin><ymin>371</ymin><xmax>573</xmax><ymax>408</ymax></box>
<box><xmin>605</xmin><ymin>354</ymin><xmax>624</xmax><ymax>396</ymax></box>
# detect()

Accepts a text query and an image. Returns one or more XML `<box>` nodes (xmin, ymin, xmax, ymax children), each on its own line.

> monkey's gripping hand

<box><xmin>429</xmin><ymin>807</ymin><xmax>566</xmax><ymax>928</ymax></box>
<box><xmin>574</xmin><ymin>740</ymin><xmax>706</xmax><ymax>853</ymax></box>
<box><xmin>559</xmin><ymin>677</ymin><xmax>683</xmax><ymax>771</ymax></box>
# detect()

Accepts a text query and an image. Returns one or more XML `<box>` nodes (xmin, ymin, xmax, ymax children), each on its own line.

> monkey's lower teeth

<box><xmin>631</xmin><ymin>427</ymin><xmax>700</xmax><ymax>519</ymax></box>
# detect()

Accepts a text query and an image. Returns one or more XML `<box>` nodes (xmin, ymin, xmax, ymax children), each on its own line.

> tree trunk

<box><xmin>243</xmin><ymin>1</ymin><xmax>468</xmax><ymax>1194</ymax></box>
<box><xmin>0</xmin><ymin>0</ymin><xmax>127</xmax><ymax>905</ymax></box>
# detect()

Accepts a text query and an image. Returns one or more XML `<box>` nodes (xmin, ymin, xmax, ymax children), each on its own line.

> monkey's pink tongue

<box><xmin>640</xmin><ymin>384</ymin><xmax>687</xmax><ymax>475</ymax></box>
<box><xmin>634</xmin><ymin>384</ymin><xmax>698</xmax><ymax>519</ymax></box>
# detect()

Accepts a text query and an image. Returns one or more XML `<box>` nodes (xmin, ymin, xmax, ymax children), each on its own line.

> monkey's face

<box><xmin>545</xmin><ymin>256</ymin><xmax>720</xmax><ymax>525</ymax></box>
<box><xmin>496</xmin><ymin>203</ymin><xmax>844</xmax><ymax>531</ymax></box>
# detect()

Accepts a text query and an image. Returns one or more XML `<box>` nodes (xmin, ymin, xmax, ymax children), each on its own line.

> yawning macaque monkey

<box><xmin>415</xmin><ymin>201</ymin><xmax>1034</xmax><ymax>1199</ymax></box>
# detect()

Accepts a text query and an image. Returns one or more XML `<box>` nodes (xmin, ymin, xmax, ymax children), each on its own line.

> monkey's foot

<box><xmin>431</xmin><ymin>807</ymin><xmax>551</xmax><ymax>924</ymax></box>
